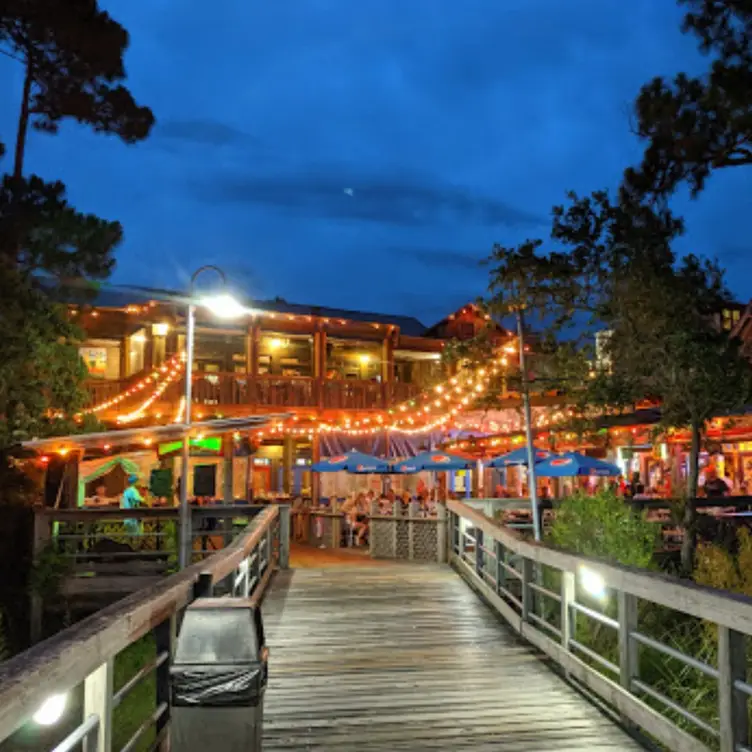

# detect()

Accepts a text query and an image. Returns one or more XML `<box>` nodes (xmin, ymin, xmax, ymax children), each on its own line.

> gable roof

<box><xmin>60</xmin><ymin>284</ymin><xmax>428</xmax><ymax>336</ymax></box>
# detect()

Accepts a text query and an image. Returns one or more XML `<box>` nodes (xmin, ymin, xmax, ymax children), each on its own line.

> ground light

<box><xmin>32</xmin><ymin>694</ymin><xmax>67</xmax><ymax>726</ymax></box>
<box><xmin>579</xmin><ymin>567</ymin><xmax>607</xmax><ymax>600</ymax></box>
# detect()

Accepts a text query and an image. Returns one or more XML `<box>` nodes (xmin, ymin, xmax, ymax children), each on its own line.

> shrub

<box><xmin>548</xmin><ymin>489</ymin><xmax>658</xmax><ymax>568</ymax></box>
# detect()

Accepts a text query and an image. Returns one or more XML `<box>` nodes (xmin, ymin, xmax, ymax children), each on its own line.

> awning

<box><xmin>21</xmin><ymin>414</ymin><xmax>292</xmax><ymax>454</ymax></box>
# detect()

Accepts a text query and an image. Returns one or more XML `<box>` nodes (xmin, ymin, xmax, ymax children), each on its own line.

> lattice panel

<box><xmin>369</xmin><ymin>519</ymin><xmax>395</xmax><ymax>558</ymax></box>
<box><xmin>412</xmin><ymin>521</ymin><xmax>439</xmax><ymax>561</ymax></box>
<box><xmin>395</xmin><ymin>518</ymin><xmax>410</xmax><ymax>558</ymax></box>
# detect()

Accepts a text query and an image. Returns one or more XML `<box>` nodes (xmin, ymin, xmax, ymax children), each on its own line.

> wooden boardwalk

<box><xmin>261</xmin><ymin>563</ymin><xmax>644</xmax><ymax>751</ymax></box>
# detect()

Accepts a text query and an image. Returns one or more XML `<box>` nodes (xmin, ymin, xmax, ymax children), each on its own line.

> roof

<box><xmin>21</xmin><ymin>414</ymin><xmax>292</xmax><ymax>453</ymax></box>
<box><xmin>424</xmin><ymin>302</ymin><xmax>511</xmax><ymax>337</ymax></box>
<box><xmin>59</xmin><ymin>284</ymin><xmax>428</xmax><ymax>336</ymax></box>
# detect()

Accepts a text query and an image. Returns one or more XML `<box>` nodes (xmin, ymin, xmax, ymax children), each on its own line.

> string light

<box><xmin>85</xmin><ymin>352</ymin><xmax>185</xmax><ymax>415</ymax></box>
<box><xmin>116</xmin><ymin>358</ymin><xmax>185</xmax><ymax>424</ymax></box>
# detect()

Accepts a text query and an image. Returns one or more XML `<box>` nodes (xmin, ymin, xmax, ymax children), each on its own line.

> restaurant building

<box><xmin>72</xmin><ymin>291</ymin><xmax>512</xmax><ymax>500</ymax></box>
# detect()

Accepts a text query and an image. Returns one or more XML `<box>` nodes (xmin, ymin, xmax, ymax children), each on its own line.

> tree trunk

<box><xmin>680</xmin><ymin>421</ymin><xmax>702</xmax><ymax>576</ymax></box>
<box><xmin>13</xmin><ymin>57</ymin><xmax>33</xmax><ymax>180</ymax></box>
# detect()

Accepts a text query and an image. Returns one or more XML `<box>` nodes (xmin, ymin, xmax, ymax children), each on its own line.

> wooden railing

<box><xmin>190</xmin><ymin>373</ymin><xmax>422</xmax><ymax>410</ymax></box>
<box><xmin>0</xmin><ymin>505</ymin><xmax>287</xmax><ymax>752</ymax></box>
<box><xmin>84</xmin><ymin>378</ymin><xmax>132</xmax><ymax>406</ymax></box>
<box><xmin>447</xmin><ymin>499</ymin><xmax>752</xmax><ymax>752</ymax></box>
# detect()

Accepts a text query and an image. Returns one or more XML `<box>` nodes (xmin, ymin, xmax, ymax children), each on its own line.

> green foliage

<box><xmin>626</xmin><ymin>0</ymin><xmax>752</xmax><ymax>199</ymax></box>
<box><xmin>0</xmin><ymin>0</ymin><xmax>154</xmax><ymax>175</ymax></box>
<box><xmin>28</xmin><ymin>543</ymin><xmax>71</xmax><ymax>601</ymax></box>
<box><xmin>113</xmin><ymin>635</ymin><xmax>156</xmax><ymax>752</ymax></box>
<box><xmin>548</xmin><ymin>489</ymin><xmax>658</xmax><ymax>568</ymax></box>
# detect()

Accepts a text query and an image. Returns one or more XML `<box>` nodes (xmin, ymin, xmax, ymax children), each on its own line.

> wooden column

<box><xmin>248</xmin><ymin>321</ymin><xmax>259</xmax><ymax>405</ymax></box>
<box><xmin>312</xmin><ymin>433</ymin><xmax>321</xmax><ymax>505</ymax></box>
<box><xmin>282</xmin><ymin>435</ymin><xmax>294</xmax><ymax>495</ymax></box>
<box><xmin>315</xmin><ymin>323</ymin><xmax>327</xmax><ymax>408</ymax></box>
<box><xmin>222</xmin><ymin>434</ymin><xmax>234</xmax><ymax>503</ymax></box>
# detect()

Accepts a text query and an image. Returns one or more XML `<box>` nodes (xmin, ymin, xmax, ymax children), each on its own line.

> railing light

<box><xmin>579</xmin><ymin>567</ymin><xmax>606</xmax><ymax>600</ymax></box>
<box><xmin>33</xmin><ymin>693</ymin><xmax>67</xmax><ymax>726</ymax></box>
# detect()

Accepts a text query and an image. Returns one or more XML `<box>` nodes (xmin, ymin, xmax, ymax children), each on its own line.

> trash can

<box><xmin>171</xmin><ymin>598</ymin><xmax>268</xmax><ymax>752</ymax></box>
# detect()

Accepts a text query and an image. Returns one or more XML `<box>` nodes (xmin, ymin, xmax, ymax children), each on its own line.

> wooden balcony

<box><xmin>86</xmin><ymin>372</ymin><xmax>424</xmax><ymax>413</ymax></box>
<box><xmin>191</xmin><ymin>373</ymin><xmax>421</xmax><ymax>410</ymax></box>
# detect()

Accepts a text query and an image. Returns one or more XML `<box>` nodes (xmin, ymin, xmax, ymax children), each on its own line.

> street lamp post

<box><xmin>516</xmin><ymin>308</ymin><xmax>542</xmax><ymax>542</ymax></box>
<box><xmin>179</xmin><ymin>265</ymin><xmax>247</xmax><ymax>569</ymax></box>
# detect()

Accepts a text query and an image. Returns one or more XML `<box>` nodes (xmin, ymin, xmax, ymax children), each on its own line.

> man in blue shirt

<box><xmin>121</xmin><ymin>474</ymin><xmax>144</xmax><ymax>537</ymax></box>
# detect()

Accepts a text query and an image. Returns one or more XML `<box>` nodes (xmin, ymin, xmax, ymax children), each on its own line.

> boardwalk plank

<box><xmin>262</xmin><ymin>564</ymin><xmax>643</xmax><ymax>751</ymax></box>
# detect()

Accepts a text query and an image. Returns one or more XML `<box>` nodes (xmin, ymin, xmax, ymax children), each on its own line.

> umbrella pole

<box><xmin>517</xmin><ymin>309</ymin><xmax>541</xmax><ymax>541</ymax></box>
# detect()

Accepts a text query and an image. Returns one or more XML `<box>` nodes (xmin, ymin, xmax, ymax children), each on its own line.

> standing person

<box><xmin>121</xmin><ymin>474</ymin><xmax>144</xmax><ymax>538</ymax></box>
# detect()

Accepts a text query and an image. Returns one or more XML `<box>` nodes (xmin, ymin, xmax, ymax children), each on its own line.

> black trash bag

<box><xmin>171</xmin><ymin>665</ymin><xmax>264</xmax><ymax>707</ymax></box>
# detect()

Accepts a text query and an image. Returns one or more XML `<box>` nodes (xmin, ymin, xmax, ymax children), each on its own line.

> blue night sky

<box><xmin>1</xmin><ymin>0</ymin><xmax>751</xmax><ymax>326</ymax></box>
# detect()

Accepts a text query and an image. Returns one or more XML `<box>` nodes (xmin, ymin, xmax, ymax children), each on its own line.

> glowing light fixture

<box><xmin>358</xmin><ymin>353</ymin><xmax>372</xmax><ymax>364</ymax></box>
<box><xmin>580</xmin><ymin>567</ymin><xmax>606</xmax><ymax>600</ymax></box>
<box><xmin>33</xmin><ymin>694</ymin><xmax>67</xmax><ymax>726</ymax></box>
<box><xmin>201</xmin><ymin>293</ymin><xmax>247</xmax><ymax>319</ymax></box>
<box><xmin>152</xmin><ymin>322</ymin><xmax>170</xmax><ymax>337</ymax></box>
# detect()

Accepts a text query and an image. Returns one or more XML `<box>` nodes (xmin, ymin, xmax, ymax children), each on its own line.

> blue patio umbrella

<box><xmin>486</xmin><ymin>447</ymin><xmax>552</xmax><ymax>468</ymax></box>
<box><xmin>391</xmin><ymin>451</ymin><xmax>474</xmax><ymax>473</ymax></box>
<box><xmin>534</xmin><ymin>452</ymin><xmax>620</xmax><ymax>478</ymax></box>
<box><xmin>311</xmin><ymin>451</ymin><xmax>391</xmax><ymax>474</ymax></box>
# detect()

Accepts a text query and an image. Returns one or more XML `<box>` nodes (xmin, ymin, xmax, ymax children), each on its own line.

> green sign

<box><xmin>158</xmin><ymin>436</ymin><xmax>222</xmax><ymax>456</ymax></box>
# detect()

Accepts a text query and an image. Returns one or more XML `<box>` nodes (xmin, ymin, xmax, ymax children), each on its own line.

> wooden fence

<box><xmin>0</xmin><ymin>505</ymin><xmax>288</xmax><ymax>752</ymax></box>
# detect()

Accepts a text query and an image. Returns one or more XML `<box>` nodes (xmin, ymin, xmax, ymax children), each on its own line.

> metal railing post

<box><xmin>521</xmin><ymin>557</ymin><xmax>534</xmax><ymax>623</ymax></box>
<box><xmin>154</xmin><ymin>615</ymin><xmax>175</xmax><ymax>751</ymax></box>
<box><xmin>475</xmin><ymin>528</ymin><xmax>484</xmax><ymax>578</ymax></box>
<box><xmin>278</xmin><ymin>505</ymin><xmax>291</xmax><ymax>569</ymax></box>
<box><xmin>618</xmin><ymin>591</ymin><xmax>639</xmax><ymax>692</ymax></box>
<box><xmin>561</xmin><ymin>570</ymin><xmax>575</xmax><ymax>653</ymax></box>
<box><xmin>495</xmin><ymin>540</ymin><xmax>504</xmax><ymax>595</ymax></box>
<box><xmin>436</xmin><ymin>503</ymin><xmax>447</xmax><ymax>563</ymax></box>
<box><xmin>719</xmin><ymin>626</ymin><xmax>748</xmax><ymax>752</ymax></box>
<box><xmin>83</xmin><ymin>659</ymin><xmax>114</xmax><ymax>752</ymax></box>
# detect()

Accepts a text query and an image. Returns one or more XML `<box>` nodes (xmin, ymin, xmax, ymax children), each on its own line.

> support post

<box><xmin>719</xmin><ymin>626</ymin><xmax>748</xmax><ymax>752</ymax></box>
<box><xmin>495</xmin><ymin>539</ymin><xmax>504</xmax><ymax>594</ymax></box>
<box><xmin>521</xmin><ymin>557</ymin><xmax>534</xmax><ymax>623</ymax></box>
<box><xmin>436</xmin><ymin>503</ymin><xmax>447</xmax><ymax>562</ymax></box>
<box><xmin>517</xmin><ymin>308</ymin><xmax>541</xmax><ymax>541</ymax></box>
<box><xmin>278</xmin><ymin>504</ymin><xmax>291</xmax><ymax>569</ymax></box>
<box><xmin>30</xmin><ymin>507</ymin><xmax>51</xmax><ymax>644</ymax></box>
<box><xmin>475</xmin><ymin>528</ymin><xmax>484</xmax><ymax>578</ymax></box>
<box><xmin>83</xmin><ymin>659</ymin><xmax>114</xmax><ymax>752</ymax></box>
<box><xmin>617</xmin><ymin>591</ymin><xmax>639</xmax><ymax>692</ymax></box>
<box><xmin>178</xmin><ymin>303</ymin><xmax>195</xmax><ymax>570</ymax></box>
<box><xmin>222</xmin><ymin>434</ymin><xmax>234</xmax><ymax>504</ymax></box>
<box><xmin>561</xmin><ymin>570</ymin><xmax>575</xmax><ymax>653</ymax></box>
<box><xmin>154</xmin><ymin>615</ymin><xmax>175</xmax><ymax>751</ymax></box>
<box><xmin>282</xmin><ymin>435</ymin><xmax>294</xmax><ymax>495</ymax></box>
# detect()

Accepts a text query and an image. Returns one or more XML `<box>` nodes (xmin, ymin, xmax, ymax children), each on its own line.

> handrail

<box><xmin>448</xmin><ymin>500</ymin><xmax>752</xmax><ymax>632</ymax></box>
<box><xmin>0</xmin><ymin>505</ymin><xmax>288</xmax><ymax>750</ymax></box>
<box><xmin>447</xmin><ymin>500</ymin><xmax>752</xmax><ymax>752</ymax></box>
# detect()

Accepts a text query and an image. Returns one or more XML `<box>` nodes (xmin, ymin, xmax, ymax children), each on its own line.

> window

<box><xmin>258</xmin><ymin>334</ymin><xmax>313</xmax><ymax>376</ymax></box>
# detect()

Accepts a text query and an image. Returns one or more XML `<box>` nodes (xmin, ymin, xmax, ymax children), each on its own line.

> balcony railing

<box><xmin>191</xmin><ymin>373</ymin><xmax>421</xmax><ymax>410</ymax></box>
<box><xmin>86</xmin><ymin>372</ymin><xmax>424</xmax><ymax>412</ymax></box>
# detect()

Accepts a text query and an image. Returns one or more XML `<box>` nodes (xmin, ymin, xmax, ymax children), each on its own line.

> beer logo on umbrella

<box><xmin>431</xmin><ymin>455</ymin><xmax>451</xmax><ymax>463</ymax></box>
<box><xmin>328</xmin><ymin>455</ymin><xmax>347</xmax><ymax>464</ymax></box>
<box><xmin>550</xmin><ymin>458</ymin><xmax>572</xmax><ymax>467</ymax></box>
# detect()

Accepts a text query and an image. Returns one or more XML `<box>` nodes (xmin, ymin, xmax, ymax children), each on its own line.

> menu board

<box><xmin>79</xmin><ymin>347</ymin><xmax>107</xmax><ymax>378</ymax></box>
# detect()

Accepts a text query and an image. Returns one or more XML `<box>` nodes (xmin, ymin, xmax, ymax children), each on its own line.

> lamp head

<box><xmin>201</xmin><ymin>293</ymin><xmax>247</xmax><ymax>319</ymax></box>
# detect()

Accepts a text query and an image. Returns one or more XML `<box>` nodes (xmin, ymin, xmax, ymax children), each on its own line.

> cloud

<box><xmin>195</xmin><ymin>169</ymin><xmax>545</xmax><ymax>229</ymax></box>
<box><xmin>156</xmin><ymin>119</ymin><xmax>252</xmax><ymax>147</ymax></box>
<box><xmin>392</xmin><ymin>246</ymin><xmax>487</xmax><ymax>269</ymax></box>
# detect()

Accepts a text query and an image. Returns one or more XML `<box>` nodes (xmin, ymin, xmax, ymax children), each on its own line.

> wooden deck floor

<box><xmin>261</xmin><ymin>564</ymin><xmax>644</xmax><ymax>751</ymax></box>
